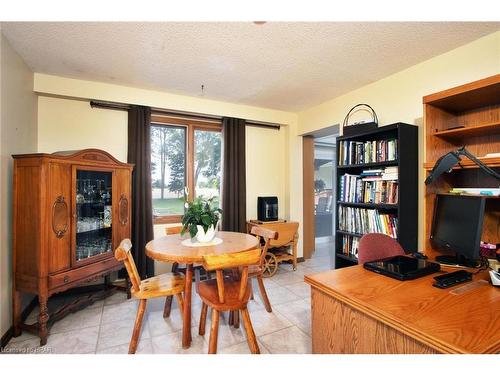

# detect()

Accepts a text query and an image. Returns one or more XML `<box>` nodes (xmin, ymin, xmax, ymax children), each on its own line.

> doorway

<box><xmin>313</xmin><ymin>136</ymin><xmax>336</xmax><ymax>265</ymax></box>
<box><xmin>302</xmin><ymin>125</ymin><xmax>339</xmax><ymax>267</ymax></box>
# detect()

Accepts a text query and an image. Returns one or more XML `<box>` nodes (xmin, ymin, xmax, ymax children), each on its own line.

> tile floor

<box><xmin>5</xmin><ymin>242</ymin><xmax>334</xmax><ymax>355</ymax></box>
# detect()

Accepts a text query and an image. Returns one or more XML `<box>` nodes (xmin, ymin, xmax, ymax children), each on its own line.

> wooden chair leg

<box><xmin>163</xmin><ymin>296</ymin><xmax>173</xmax><ymax>318</ymax></box>
<box><xmin>241</xmin><ymin>307</ymin><xmax>259</xmax><ymax>354</ymax></box>
<box><xmin>171</xmin><ymin>262</ymin><xmax>179</xmax><ymax>273</ymax></box>
<box><xmin>176</xmin><ymin>293</ymin><xmax>184</xmax><ymax>319</ymax></box>
<box><xmin>199</xmin><ymin>303</ymin><xmax>208</xmax><ymax>336</ymax></box>
<box><xmin>208</xmin><ymin>309</ymin><xmax>220</xmax><ymax>354</ymax></box>
<box><xmin>250</xmin><ymin>283</ymin><xmax>254</xmax><ymax>300</ymax></box>
<box><xmin>228</xmin><ymin>310</ymin><xmax>234</xmax><ymax>326</ymax></box>
<box><xmin>257</xmin><ymin>275</ymin><xmax>272</xmax><ymax>312</ymax></box>
<box><xmin>233</xmin><ymin>310</ymin><xmax>240</xmax><ymax>328</ymax></box>
<box><xmin>129</xmin><ymin>299</ymin><xmax>147</xmax><ymax>354</ymax></box>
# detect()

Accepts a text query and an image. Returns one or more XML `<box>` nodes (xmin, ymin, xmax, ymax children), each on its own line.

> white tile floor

<box><xmin>5</xmin><ymin>242</ymin><xmax>335</xmax><ymax>354</ymax></box>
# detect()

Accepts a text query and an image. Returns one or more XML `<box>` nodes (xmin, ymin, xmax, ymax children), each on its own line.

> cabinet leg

<box><xmin>104</xmin><ymin>274</ymin><xmax>111</xmax><ymax>290</ymax></box>
<box><xmin>12</xmin><ymin>289</ymin><xmax>22</xmax><ymax>337</ymax></box>
<box><xmin>38</xmin><ymin>296</ymin><xmax>49</xmax><ymax>346</ymax></box>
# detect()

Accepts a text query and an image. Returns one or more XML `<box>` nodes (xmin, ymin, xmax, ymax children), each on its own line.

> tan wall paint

<box><xmin>0</xmin><ymin>34</ymin><xmax>37</xmax><ymax>338</ymax></box>
<box><xmin>297</xmin><ymin>31</ymin><xmax>500</xmax><ymax>252</ymax></box>
<box><xmin>36</xmin><ymin>92</ymin><xmax>297</xmax><ymax>273</ymax></box>
<box><xmin>38</xmin><ymin>96</ymin><xmax>128</xmax><ymax>161</ymax></box>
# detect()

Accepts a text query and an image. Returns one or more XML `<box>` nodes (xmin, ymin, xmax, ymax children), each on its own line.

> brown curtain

<box><xmin>222</xmin><ymin>117</ymin><xmax>247</xmax><ymax>232</ymax></box>
<box><xmin>127</xmin><ymin>105</ymin><xmax>154</xmax><ymax>278</ymax></box>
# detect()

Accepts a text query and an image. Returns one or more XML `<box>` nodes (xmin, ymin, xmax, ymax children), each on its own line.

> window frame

<box><xmin>150</xmin><ymin>115</ymin><xmax>222</xmax><ymax>224</ymax></box>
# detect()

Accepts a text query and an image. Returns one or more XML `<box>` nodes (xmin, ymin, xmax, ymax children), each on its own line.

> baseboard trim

<box><xmin>1</xmin><ymin>297</ymin><xmax>38</xmax><ymax>349</ymax></box>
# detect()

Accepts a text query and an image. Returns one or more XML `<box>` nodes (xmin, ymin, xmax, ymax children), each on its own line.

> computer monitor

<box><xmin>430</xmin><ymin>194</ymin><xmax>486</xmax><ymax>267</ymax></box>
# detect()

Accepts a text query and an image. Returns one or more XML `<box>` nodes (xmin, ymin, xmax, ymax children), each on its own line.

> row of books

<box><xmin>339</xmin><ymin>139</ymin><xmax>398</xmax><ymax>165</ymax></box>
<box><xmin>340</xmin><ymin>235</ymin><xmax>359</xmax><ymax>259</ymax></box>
<box><xmin>338</xmin><ymin>206</ymin><xmax>398</xmax><ymax>238</ymax></box>
<box><xmin>339</xmin><ymin>167</ymin><xmax>399</xmax><ymax>204</ymax></box>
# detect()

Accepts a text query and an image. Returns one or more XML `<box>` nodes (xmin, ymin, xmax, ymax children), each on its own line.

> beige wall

<box><xmin>0</xmin><ymin>34</ymin><xmax>37</xmax><ymax>338</ymax></box>
<box><xmin>36</xmin><ymin>91</ymin><xmax>296</xmax><ymax>273</ymax></box>
<box><xmin>38</xmin><ymin>96</ymin><xmax>289</xmax><ymax>221</ymax></box>
<box><xmin>297</xmin><ymin>31</ymin><xmax>500</xmax><ymax>252</ymax></box>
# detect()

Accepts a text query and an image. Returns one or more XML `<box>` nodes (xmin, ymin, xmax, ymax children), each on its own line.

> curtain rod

<box><xmin>90</xmin><ymin>100</ymin><xmax>281</xmax><ymax>130</ymax></box>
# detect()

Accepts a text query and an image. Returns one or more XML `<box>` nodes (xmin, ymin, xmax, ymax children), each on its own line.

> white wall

<box><xmin>0</xmin><ymin>33</ymin><xmax>37</xmax><ymax>339</ymax></box>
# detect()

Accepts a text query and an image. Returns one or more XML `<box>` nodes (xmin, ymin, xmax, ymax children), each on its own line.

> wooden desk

<box><xmin>305</xmin><ymin>265</ymin><xmax>500</xmax><ymax>354</ymax></box>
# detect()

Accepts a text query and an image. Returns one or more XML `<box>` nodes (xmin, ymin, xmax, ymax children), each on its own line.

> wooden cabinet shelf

<box><xmin>432</xmin><ymin>121</ymin><xmax>500</xmax><ymax>140</ymax></box>
<box><xmin>423</xmin><ymin>75</ymin><xmax>500</xmax><ymax>263</ymax></box>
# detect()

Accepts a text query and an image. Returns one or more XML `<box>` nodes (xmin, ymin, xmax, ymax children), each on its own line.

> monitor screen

<box><xmin>430</xmin><ymin>194</ymin><xmax>485</xmax><ymax>261</ymax></box>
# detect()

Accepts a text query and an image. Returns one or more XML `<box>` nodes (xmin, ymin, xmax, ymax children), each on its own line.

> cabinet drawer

<box><xmin>49</xmin><ymin>256</ymin><xmax>122</xmax><ymax>290</ymax></box>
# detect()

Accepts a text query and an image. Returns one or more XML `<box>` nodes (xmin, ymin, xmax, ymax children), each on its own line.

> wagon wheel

<box><xmin>262</xmin><ymin>253</ymin><xmax>278</xmax><ymax>278</ymax></box>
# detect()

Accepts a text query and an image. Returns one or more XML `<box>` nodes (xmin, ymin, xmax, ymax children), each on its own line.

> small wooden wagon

<box><xmin>246</xmin><ymin>220</ymin><xmax>299</xmax><ymax>277</ymax></box>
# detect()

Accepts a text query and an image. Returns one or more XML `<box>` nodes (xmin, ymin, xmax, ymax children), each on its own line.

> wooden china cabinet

<box><xmin>12</xmin><ymin>149</ymin><xmax>133</xmax><ymax>345</ymax></box>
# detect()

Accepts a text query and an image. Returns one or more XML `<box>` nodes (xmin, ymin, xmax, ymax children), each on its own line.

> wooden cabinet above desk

<box><xmin>305</xmin><ymin>265</ymin><xmax>500</xmax><ymax>354</ymax></box>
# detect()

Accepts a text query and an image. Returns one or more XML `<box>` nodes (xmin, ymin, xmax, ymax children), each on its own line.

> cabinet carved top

<box><xmin>12</xmin><ymin>148</ymin><xmax>134</xmax><ymax>169</ymax></box>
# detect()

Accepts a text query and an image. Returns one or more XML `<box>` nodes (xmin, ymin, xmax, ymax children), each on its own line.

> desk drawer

<box><xmin>49</xmin><ymin>257</ymin><xmax>122</xmax><ymax>290</ymax></box>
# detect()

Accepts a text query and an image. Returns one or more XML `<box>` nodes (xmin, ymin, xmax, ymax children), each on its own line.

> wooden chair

<box><xmin>248</xmin><ymin>226</ymin><xmax>278</xmax><ymax>312</ymax></box>
<box><xmin>227</xmin><ymin>226</ymin><xmax>278</xmax><ymax>328</ymax></box>
<box><xmin>197</xmin><ymin>248</ymin><xmax>261</xmax><ymax>354</ymax></box>
<box><xmin>162</xmin><ymin>225</ymin><xmax>209</xmax><ymax>318</ymax></box>
<box><xmin>114</xmin><ymin>239</ymin><xmax>185</xmax><ymax>354</ymax></box>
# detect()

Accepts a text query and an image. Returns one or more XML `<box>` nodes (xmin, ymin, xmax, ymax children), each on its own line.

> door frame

<box><xmin>302</xmin><ymin>124</ymin><xmax>340</xmax><ymax>260</ymax></box>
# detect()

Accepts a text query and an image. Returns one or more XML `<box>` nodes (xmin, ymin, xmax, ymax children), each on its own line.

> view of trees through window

<box><xmin>194</xmin><ymin>129</ymin><xmax>221</xmax><ymax>207</ymax></box>
<box><xmin>151</xmin><ymin>125</ymin><xmax>186</xmax><ymax>216</ymax></box>
<box><xmin>151</xmin><ymin>123</ymin><xmax>221</xmax><ymax>219</ymax></box>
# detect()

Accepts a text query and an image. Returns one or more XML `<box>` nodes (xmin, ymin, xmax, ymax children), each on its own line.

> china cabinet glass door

<box><xmin>75</xmin><ymin>169</ymin><xmax>113</xmax><ymax>261</ymax></box>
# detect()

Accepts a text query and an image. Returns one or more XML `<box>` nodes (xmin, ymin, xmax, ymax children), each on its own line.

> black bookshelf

<box><xmin>335</xmin><ymin>122</ymin><xmax>418</xmax><ymax>269</ymax></box>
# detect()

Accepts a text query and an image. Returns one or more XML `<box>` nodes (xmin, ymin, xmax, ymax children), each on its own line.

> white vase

<box><xmin>196</xmin><ymin>225</ymin><xmax>216</xmax><ymax>243</ymax></box>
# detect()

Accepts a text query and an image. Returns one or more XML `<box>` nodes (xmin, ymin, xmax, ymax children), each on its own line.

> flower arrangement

<box><xmin>181</xmin><ymin>195</ymin><xmax>222</xmax><ymax>242</ymax></box>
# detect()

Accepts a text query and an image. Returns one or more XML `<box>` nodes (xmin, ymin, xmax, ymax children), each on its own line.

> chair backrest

<box><xmin>114</xmin><ymin>239</ymin><xmax>141</xmax><ymax>292</ymax></box>
<box><xmin>357</xmin><ymin>233</ymin><xmax>405</xmax><ymax>264</ymax></box>
<box><xmin>165</xmin><ymin>225</ymin><xmax>183</xmax><ymax>235</ymax></box>
<box><xmin>250</xmin><ymin>226</ymin><xmax>278</xmax><ymax>267</ymax></box>
<box><xmin>202</xmin><ymin>248</ymin><xmax>261</xmax><ymax>304</ymax></box>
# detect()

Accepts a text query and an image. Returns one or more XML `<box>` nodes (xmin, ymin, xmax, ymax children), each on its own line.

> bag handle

<box><xmin>343</xmin><ymin>104</ymin><xmax>378</xmax><ymax>128</ymax></box>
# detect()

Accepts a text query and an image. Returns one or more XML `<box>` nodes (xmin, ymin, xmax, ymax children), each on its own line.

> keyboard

<box><xmin>432</xmin><ymin>270</ymin><xmax>473</xmax><ymax>289</ymax></box>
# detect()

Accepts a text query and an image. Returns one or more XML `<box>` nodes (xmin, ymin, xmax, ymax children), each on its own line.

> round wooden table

<box><xmin>145</xmin><ymin>231</ymin><xmax>259</xmax><ymax>348</ymax></box>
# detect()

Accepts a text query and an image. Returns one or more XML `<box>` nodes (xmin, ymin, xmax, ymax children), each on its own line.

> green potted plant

<box><xmin>181</xmin><ymin>196</ymin><xmax>222</xmax><ymax>242</ymax></box>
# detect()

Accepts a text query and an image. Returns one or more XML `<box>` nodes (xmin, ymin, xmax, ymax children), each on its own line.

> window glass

<box><xmin>151</xmin><ymin>125</ymin><xmax>186</xmax><ymax>216</ymax></box>
<box><xmin>194</xmin><ymin>129</ymin><xmax>222</xmax><ymax>208</ymax></box>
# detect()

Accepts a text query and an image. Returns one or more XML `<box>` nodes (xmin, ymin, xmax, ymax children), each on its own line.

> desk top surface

<box><xmin>305</xmin><ymin>265</ymin><xmax>500</xmax><ymax>353</ymax></box>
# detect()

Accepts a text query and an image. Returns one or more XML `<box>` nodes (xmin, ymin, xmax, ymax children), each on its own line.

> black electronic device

<box><xmin>430</xmin><ymin>194</ymin><xmax>485</xmax><ymax>267</ymax></box>
<box><xmin>363</xmin><ymin>255</ymin><xmax>440</xmax><ymax>281</ymax></box>
<box><xmin>257</xmin><ymin>196</ymin><xmax>278</xmax><ymax>222</ymax></box>
<box><xmin>432</xmin><ymin>270</ymin><xmax>473</xmax><ymax>289</ymax></box>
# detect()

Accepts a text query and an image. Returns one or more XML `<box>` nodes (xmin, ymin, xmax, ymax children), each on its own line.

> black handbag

<box><xmin>342</xmin><ymin>104</ymin><xmax>378</xmax><ymax>136</ymax></box>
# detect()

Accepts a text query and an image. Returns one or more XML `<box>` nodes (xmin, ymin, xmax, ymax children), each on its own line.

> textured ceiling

<box><xmin>2</xmin><ymin>22</ymin><xmax>499</xmax><ymax>111</ymax></box>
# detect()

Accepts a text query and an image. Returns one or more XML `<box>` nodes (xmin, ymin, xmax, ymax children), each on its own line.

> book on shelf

<box><xmin>338</xmin><ymin>206</ymin><xmax>398</xmax><ymax>238</ymax></box>
<box><xmin>340</xmin><ymin>235</ymin><xmax>359</xmax><ymax>259</ymax></box>
<box><xmin>339</xmin><ymin>139</ymin><xmax>398</xmax><ymax>166</ymax></box>
<box><xmin>339</xmin><ymin>167</ymin><xmax>399</xmax><ymax>204</ymax></box>
<box><xmin>449</xmin><ymin>188</ymin><xmax>500</xmax><ymax>196</ymax></box>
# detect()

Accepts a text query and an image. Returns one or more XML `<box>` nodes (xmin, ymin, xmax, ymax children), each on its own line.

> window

<box><xmin>150</xmin><ymin>116</ymin><xmax>222</xmax><ymax>224</ymax></box>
